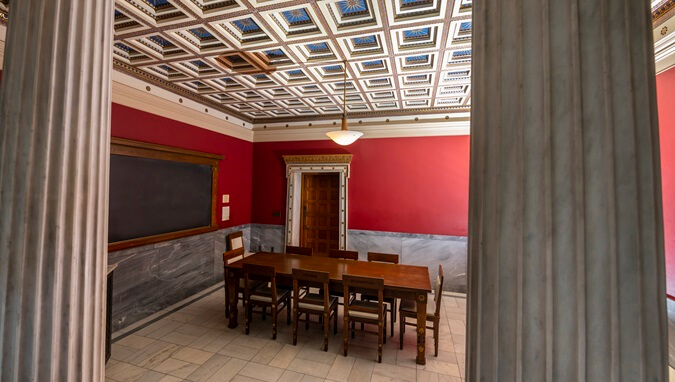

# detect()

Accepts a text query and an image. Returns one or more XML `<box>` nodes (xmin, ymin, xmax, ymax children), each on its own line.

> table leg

<box><xmin>227</xmin><ymin>270</ymin><xmax>239</xmax><ymax>328</ymax></box>
<box><xmin>416</xmin><ymin>293</ymin><xmax>427</xmax><ymax>365</ymax></box>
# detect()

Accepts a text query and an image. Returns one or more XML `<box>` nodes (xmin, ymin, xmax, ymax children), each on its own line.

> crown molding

<box><xmin>253</xmin><ymin>114</ymin><xmax>471</xmax><ymax>142</ymax></box>
<box><xmin>0</xmin><ymin>24</ymin><xmax>6</xmax><ymax>70</ymax></box>
<box><xmin>655</xmin><ymin>15</ymin><xmax>675</xmax><ymax>74</ymax></box>
<box><xmin>112</xmin><ymin>70</ymin><xmax>254</xmax><ymax>142</ymax></box>
<box><xmin>283</xmin><ymin>154</ymin><xmax>353</xmax><ymax>164</ymax></box>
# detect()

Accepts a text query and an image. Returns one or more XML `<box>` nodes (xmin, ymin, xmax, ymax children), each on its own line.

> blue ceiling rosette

<box><xmin>232</xmin><ymin>18</ymin><xmax>262</xmax><ymax>33</ymax></box>
<box><xmin>324</xmin><ymin>65</ymin><xmax>343</xmax><ymax>72</ymax></box>
<box><xmin>190</xmin><ymin>59</ymin><xmax>209</xmax><ymax>67</ymax></box>
<box><xmin>148</xmin><ymin>35</ymin><xmax>174</xmax><ymax>47</ymax></box>
<box><xmin>265</xmin><ymin>49</ymin><xmax>286</xmax><ymax>58</ymax></box>
<box><xmin>453</xmin><ymin>49</ymin><xmax>472</xmax><ymax>59</ymax></box>
<box><xmin>144</xmin><ymin>0</ymin><xmax>172</xmax><ymax>9</ymax></box>
<box><xmin>281</xmin><ymin>8</ymin><xmax>311</xmax><ymax>24</ymax></box>
<box><xmin>114</xmin><ymin>43</ymin><xmax>132</xmax><ymax>53</ymax></box>
<box><xmin>307</xmin><ymin>42</ymin><xmax>330</xmax><ymax>53</ymax></box>
<box><xmin>406</xmin><ymin>55</ymin><xmax>428</xmax><ymax>63</ymax></box>
<box><xmin>404</xmin><ymin>27</ymin><xmax>430</xmax><ymax>39</ymax></box>
<box><xmin>189</xmin><ymin>27</ymin><xmax>214</xmax><ymax>40</ymax></box>
<box><xmin>337</xmin><ymin>0</ymin><xmax>368</xmax><ymax>16</ymax></box>
<box><xmin>352</xmin><ymin>35</ymin><xmax>377</xmax><ymax>47</ymax></box>
<box><xmin>363</xmin><ymin>59</ymin><xmax>383</xmax><ymax>67</ymax></box>
<box><xmin>287</xmin><ymin>69</ymin><xmax>304</xmax><ymax>76</ymax></box>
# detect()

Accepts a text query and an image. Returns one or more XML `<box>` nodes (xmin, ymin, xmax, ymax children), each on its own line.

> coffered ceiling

<box><xmin>0</xmin><ymin>1</ymin><xmax>673</xmax><ymax>128</ymax></box>
<box><xmin>108</xmin><ymin>0</ymin><xmax>473</xmax><ymax>123</ymax></box>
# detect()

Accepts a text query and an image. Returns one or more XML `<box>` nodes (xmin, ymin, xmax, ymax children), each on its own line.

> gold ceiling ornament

<box><xmin>283</xmin><ymin>154</ymin><xmax>353</xmax><ymax>165</ymax></box>
<box><xmin>326</xmin><ymin>61</ymin><xmax>363</xmax><ymax>146</ymax></box>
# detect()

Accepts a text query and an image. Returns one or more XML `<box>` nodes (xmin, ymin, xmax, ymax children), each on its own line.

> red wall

<box><xmin>252</xmin><ymin>136</ymin><xmax>470</xmax><ymax>236</ymax></box>
<box><xmin>657</xmin><ymin>68</ymin><xmax>675</xmax><ymax>297</ymax></box>
<box><xmin>111</xmin><ymin>103</ymin><xmax>253</xmax><ymax>229</ymax></box>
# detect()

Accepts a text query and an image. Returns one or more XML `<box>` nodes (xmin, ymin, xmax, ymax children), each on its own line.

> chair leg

<box><xmin>343</xmin><ymin>317</ymin><xmax>349</xmax><ymax>357</ymax></box>
<box><xmin>334</xmin><ymin>308</ymin><xmax>338</xmax><ymax>334</ymax></box>
<box><xmin>292</xmin><ymin>306</ymin><xmax>298</xmax><ymax>346</ymax></box>
<box><xmin>383</xmin><ymin>315</ymin><xmax>387</xmax><ymax>344</ymax></box>
<box><xmin>262</xmin><ymin>306</ymin><xmax>266</xmax><ymax>321</ymax></box>
<box><xmin>351</xmin><ymin>321</ymin><xmax>355</xmax><ymax>339</ymax></box>
<box><xmin>286</xmin><ymin>297</ymin><xmax>291</xmax><ymax>325</ymax></box>
<box><xmin>272</xmin><ymin>306</ymin><xmax>278</xmax><ymax>340</ymax></box>
<box><xmin>434</xmin><ymin>318</ymin><xmax>439</xmax><ymax>357</ymax></box>
<box><xmin>305</xmin><ymin>313</ymin><xmax>310</xmax><ymax>330</ymax></box>
<box><xmin>225</xmin><ymin>284</ymin><xmax>230</xmax><ymax>319</ymax></box>
<box><xmin>245</xmin><ymin>301</ymin><xmax>252</xmax><ymax>335</ymax></box>
<box><xmin>377</xmin><ymin>319</ymin><xmax>383</xmax><ymax>363</ymax></box>
<box><xmin>390</xmin><ymin>303</ymin><xmax>395</xmax><ymax>337</ymax></box>
<box><xmin>399</xmin><ymin>315</ymin><xmax>404</xmax><ymax>350</ymax></box>
<box><xmin>323</xmin><ymin>312</ymin><xmax>330</xmax><ymax>352</ymax></box>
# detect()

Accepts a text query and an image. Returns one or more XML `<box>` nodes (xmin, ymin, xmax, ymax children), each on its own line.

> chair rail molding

<box><xmin>283</xmin><ymin>154</ymin><xmax>352</xmax><ymax>251</ymax></box>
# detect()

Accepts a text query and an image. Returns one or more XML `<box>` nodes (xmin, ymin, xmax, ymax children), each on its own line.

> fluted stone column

<box><xmin>0</xmin><ymin>1</ymin><xmax>113</xmax><ymax>381</ymax></box>
<box><xmin>468</xmin><ymin>0</ymin><xmax>668</xmax><ymax>381</ymax></box>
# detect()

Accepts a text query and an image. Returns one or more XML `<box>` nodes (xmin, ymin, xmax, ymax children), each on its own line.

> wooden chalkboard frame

<box><xmin>108</xmin><ymin>138</ymin><xmax>224</xmax><ymax>252</ymax></box>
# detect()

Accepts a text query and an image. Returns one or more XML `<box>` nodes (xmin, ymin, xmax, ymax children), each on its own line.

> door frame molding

<box><xmin>283</xmin><ymin>154</ymin><xmax>352</xmax><ymax>251</ymax></box>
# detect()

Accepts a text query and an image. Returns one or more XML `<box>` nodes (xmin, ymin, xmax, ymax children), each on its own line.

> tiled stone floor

<box><xmin>106</xmin><ymin>288</ymin><xmax>467</xmax><ymax>382</ymax></box>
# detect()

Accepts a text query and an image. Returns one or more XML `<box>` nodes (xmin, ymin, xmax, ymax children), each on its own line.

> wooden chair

<box><xmin>223</xmin><ymin>248</ymin><xmax>245</xmax><ymax>318</ymax></box>
<box><xmin>362</xmin><ymin>252</ymin><xmax>399</xmax><ymax>337</ymax></box>
<box><xmin>292</xmin><ymin>269</ymin><xmax>338</xmax><ymax>351</ymax></box>
<box><xmin>228</xmin><ymin>231</ymin><xmax>244</xmax><ymax>251</ymax></box>
<box><xmin>286</xmin><ymin>245</ymin><xmax>313</xmax><ymax>256</ymax></box>
<box><xmin>243</xmin><ymin>263</ymin><xmax>292</xmax><ymax>340</ymax></box>
<box><xmin>328</xmin><ymin>249</ymin><xmax>359</xmax><ymax>260</ymax></box>
<box><xmin>342</xmin><ymin>274</ymin><xmax>386</xmax><ymax>363</ymax></box>
<box><xmin>399</xmin><ymin>264</ymin><xmax>444</xmax><ymax>356</ymax></box>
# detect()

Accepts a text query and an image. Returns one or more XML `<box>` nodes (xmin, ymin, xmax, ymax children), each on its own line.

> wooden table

<box><xmin>224</xmin><ymin>252</ymin><xmax>432</xmax><ymax>365</ymax></box>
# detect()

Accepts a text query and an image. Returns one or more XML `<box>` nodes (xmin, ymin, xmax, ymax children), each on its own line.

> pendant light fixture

<box><xmin>326</xmin><ymin>61</ymin><xmax>363</xmax><ymax>146</ymax></box>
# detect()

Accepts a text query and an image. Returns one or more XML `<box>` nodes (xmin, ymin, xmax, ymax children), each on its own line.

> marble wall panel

<box><xmin>347</xmin><ymin>231</ymin><xmax>403</xmax><ymax>261</ymax></box>
<box><xmin>108</xmin><ymin>225</ymin><xmax>251</xmax><ymax>331</ymax></box>
<box><xmin>251</xmin><ymin>224</ymin><xmax>285</xmax><ymax>253</ymax></box>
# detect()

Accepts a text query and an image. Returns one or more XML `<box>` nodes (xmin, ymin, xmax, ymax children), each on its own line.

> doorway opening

<box><xmin>283</xmin><ymin>154</ymin><xmax>352</xmax><ymax>252</ymax></box>
<box><xmin>300</xmin><ymin>173</ymin><xmax>340</xmax><ymax>256</ymax></box>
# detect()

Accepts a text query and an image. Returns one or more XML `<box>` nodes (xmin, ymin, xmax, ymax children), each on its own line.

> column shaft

<box><xmin>0</xmin><ymin>0</ymin><xmax>113</xmax><ymax>381</ymax></box>
<box><xmin>467</xmin><ymin>0</ymin><xmax>668</xmax><ymax>380</ymax></box>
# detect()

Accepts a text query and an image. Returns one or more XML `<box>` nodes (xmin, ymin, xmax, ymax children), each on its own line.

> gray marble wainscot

<box><xmin>347</xmin><ymin>230</ymin><xmax>468</xmax><ymax>293</ymax></box>
<box><xmin>108</xmin><ymin>224</ymin><xmax>252</xmax><ymax>331</ymax></box>
<box><xmin>668</xmin><ymin>298</ymin><xmax>675</xmax><ymax>368</ymax></box>
<box><xmin>250</xmin><ymin>223</ymin><xmax>285</xmax><ymax>253</ymax></box>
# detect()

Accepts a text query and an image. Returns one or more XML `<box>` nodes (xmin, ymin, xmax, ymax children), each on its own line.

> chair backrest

<box><xmin>286</xmin><ymin>245</ymin><xmax>313</xmax><ymax>256</ymax></box>
<box><xmin>292</xmin><ymin>268</ymin><xmax>330</xmax><ymax>306</ymax></box>
<box><xmin>343</xmin><ymin>274</ymin><xmax>384</xmax><ymax>319</ymax></box>
<box><xmin>433</xmin><ymin>264</ymin><xmax>445</xmax><ymax>316</ymax></box>
<box><xmin>367</xmin><ymin>252</ymin><xmax>399</xmax><ymax>264</ymax></box>
<box><xmin>243</xmin><ymin>263</ymin><xmax>277</xmax><ymax>300</ymax></box>
<box><xmin>223</xmin><ymin>248</ymin><xmax>245</xmax><ymax>265</ymax></box>
<box><xmin>228</xmin><ymin>231</ymin><xmax>244</xmax><ymax>251</ymax></box>
<box><xmin>329</xmin><ymin>249</ymin><xmax>359</xmax><ymax>260</ymax></box>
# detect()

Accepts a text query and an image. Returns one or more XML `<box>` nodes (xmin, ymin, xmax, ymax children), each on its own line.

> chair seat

<box><xmin>298</xmin><ymin>293</ymin><xmax>338</xmax><ymax>311</ymax></box>
<box><xmin>250</xmin><ymin>285</ymin><xmax>291</xmax><ymax>303</ymax></box>
<box><xmin>347</xmin><ymin>300</ymin><xmax>383</xmax><ymax>320</ymax></box>
<box><xmin>400</xmin><ymin>299</ymin><xmax>437</xmax><ymax>318</ymax></box>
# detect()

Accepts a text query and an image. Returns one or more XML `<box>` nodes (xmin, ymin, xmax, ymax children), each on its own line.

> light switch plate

<box><xmin>222</xmin><ymin>194</ymin><xmax>229</xmax><ymax>203</ymax></box>
<box><xmin>222</xmin><ymin>206</ymin><xmax>230</xmax><ymax>221</ymax></box>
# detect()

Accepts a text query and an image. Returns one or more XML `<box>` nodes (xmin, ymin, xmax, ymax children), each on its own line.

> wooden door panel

<box><xmin>300</xmin><ymin>173</ymin><xmax>340</xmax><ymax>257</ymax></box>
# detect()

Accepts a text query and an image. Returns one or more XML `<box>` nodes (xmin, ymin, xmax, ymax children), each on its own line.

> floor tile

<box><xmin>186</xmin><ymin>354</ymin><xmax>232</xmax><ymax>382</ymax></box>
<box><xmin>238</xmin><ymin>361</ymin><xmax>285</xmax><ymax>382</ymax></box>
<box><xmin>218</xmin><ymin>343</ymin><xmax>261</xmax><ymax>361</ymax></box>
<box><xmin>269</xmin><ymin>344</ymin><xmax>301</xmax><ymax>369</ymax></box>
<box><xmin>205</xmin><ymin>358</ymin><xmax>248</xmax><ymax>382</ymax></box>
<box><xmin>278</xmin><ymin>370</ymin><xmax>304</xmax><ymax>382</ymax></box>
<box><xmin>106</xmin><ymin>361</ymin><xmax>147</xmax><ymax>382</ymax></box>
<box><xmin>325</xmin><ymin>355</ymin><xmax>355</xmax><ymax>382</ymax></box>
<box><xmin>153</xmin><ymin>357</ymin><xmax>200</xmax><ymax>379</ymax></box>
<box><xmin>347</xmin><ymin>358</ymin><xmax>374</xmax><ymax>382</ymax></box>
<box><xmin>117</xmin><ymin>334</ymin><xmax>156</xmax><ymax>350</ymax></box>
<box><xmin>172</xmin><ymin>347</ymin><xmax>215</xmax><ymax>365</ymax></box>
<box><xmin>287</xmin><ymin>358</ymin><xmax>331</xmax><ymax>379</ymax></box>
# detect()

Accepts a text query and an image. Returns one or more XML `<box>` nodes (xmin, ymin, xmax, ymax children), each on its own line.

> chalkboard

<box><xmin>108</xmin><ymin>138</ymin><xmax>222</xmax><ymax>251</ymax></box>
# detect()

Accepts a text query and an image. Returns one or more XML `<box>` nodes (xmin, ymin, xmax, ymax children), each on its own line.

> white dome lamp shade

<box><xmin>326</xmin><ymin>62</ymin><xmax>363</xmax><ymax>146</ymax></box>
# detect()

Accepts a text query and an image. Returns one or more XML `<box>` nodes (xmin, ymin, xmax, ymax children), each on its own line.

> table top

<box><xmin>227</xmin><ymin>252</ymin><xmax>432</xmax><ymax>293</ymax></box>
